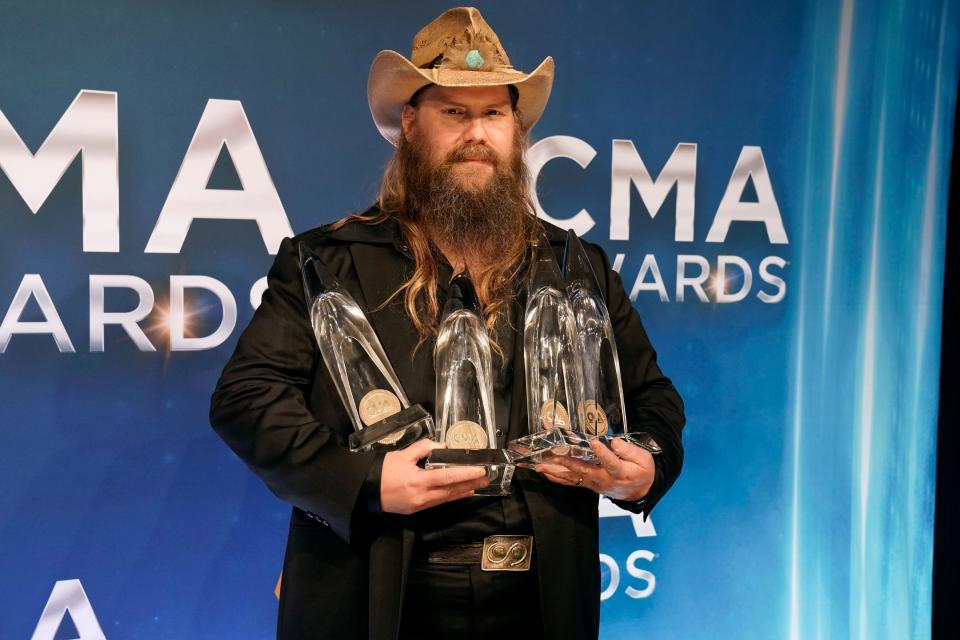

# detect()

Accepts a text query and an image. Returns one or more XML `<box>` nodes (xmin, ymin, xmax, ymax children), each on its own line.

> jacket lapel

<box><xmin>348</xmin><ymin>243</ymin><xmax>436</xmax><ymax>410</ymax></box>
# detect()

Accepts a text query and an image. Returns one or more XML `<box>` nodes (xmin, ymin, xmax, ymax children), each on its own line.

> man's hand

<box><xmin>535</xmin><ymin>438</ymin><xmax>655</xmax><ymax>501</ymax></box>
<box><xmin>380</xmin><ymin>439</ymin><xmax>490</xmax><ymax>515</ymax></box>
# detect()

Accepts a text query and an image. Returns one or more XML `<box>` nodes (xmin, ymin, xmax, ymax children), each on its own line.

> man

<box><xmin>210</xmin><ymin>7</ymin><xmax>684</xmax><ymax>639</ymax></box>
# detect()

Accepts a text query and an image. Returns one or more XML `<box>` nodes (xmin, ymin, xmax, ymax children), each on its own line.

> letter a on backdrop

<box><xmin>145</xmin><ymin>99</ymin><xmax>293</xmax><ymax>254</ymax></box>
<box><xmin>30</xmin><ymin>579</ymin><xmax>106</xmax><ymax>640</ymax></box>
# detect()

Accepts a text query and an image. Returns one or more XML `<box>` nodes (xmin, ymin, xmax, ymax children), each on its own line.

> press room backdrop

<box><xmin>1</xmin><ymin>1</ymin><xmax>956</xmax><ymax>638</ymax></box>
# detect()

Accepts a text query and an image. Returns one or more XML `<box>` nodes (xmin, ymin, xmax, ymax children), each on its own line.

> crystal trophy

<box><xmin>425</xmin><ymin>274</ymin><xmax>515</xmax><ymax>495</ymax></box>
<box><xmin>299</xmin><ymin>243</ymin><xmax>434</xmax><ymax>452</ymax></box>
<box><xmin>562</xmin><ymin>231</ymin><xmax>661</xmax><ymax>457</ymax></box>
<box><xmin>507</xmin><ymin>232</ymin><xmax>592</xmax><ymax>465</ymax></box>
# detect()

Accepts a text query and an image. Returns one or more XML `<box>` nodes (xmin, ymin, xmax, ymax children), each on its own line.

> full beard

<box><xmin>403</xmin><ymin>135</ymin><xmax>531</xmax><ymax>263</ymax></box>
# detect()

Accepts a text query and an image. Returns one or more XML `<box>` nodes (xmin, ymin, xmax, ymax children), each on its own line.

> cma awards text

<box><xmin>0</xmin><ymin>91</ymin><xmax>788</xmax><ymax>353</ymax></box>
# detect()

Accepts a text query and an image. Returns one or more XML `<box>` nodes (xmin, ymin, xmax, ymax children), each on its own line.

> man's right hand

<box><xmin>380</xmin><ymin>439</ymin><xmax>489</xmax><ymax>515</ymax></box>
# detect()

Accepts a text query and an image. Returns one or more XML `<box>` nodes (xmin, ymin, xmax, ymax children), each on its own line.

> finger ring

<box><xmin>576</xmin><ymin>475</ymin><xmax>583</xmax><ymax>486</ymax></box>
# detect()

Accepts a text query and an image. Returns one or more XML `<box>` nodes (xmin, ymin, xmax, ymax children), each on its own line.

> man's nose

<box><xmin>461</xmin><ymin>116</ymin><xmax>489</xmax><ymax>144</ymax></box>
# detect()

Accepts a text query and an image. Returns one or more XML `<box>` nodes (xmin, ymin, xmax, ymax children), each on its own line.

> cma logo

<box><xmin>598</xmin><ymin>497</ymin><xmax>657</xmax><ymax>601</ymax></box>
<box><xmin>527</xmin><ymin>136</ymin><xmax>789</xmax><ymax>305</ymax></box>
<box><xmin>30</xmin><ymin>579</ymin><xmax>106</xmax><ymax>640</ymax></box>
<box><xmin>527</xmin><ymin>136</ymin><xmax>787</xmax><ymax>245</ymax></box>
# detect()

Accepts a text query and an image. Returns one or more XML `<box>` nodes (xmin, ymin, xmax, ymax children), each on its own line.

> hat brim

<box><xmin>367</xmin><ymin>50</ymin><xmax>555</xmax><ymax>145</ymax></box>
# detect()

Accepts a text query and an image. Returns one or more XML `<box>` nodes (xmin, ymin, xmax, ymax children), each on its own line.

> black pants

<box><xmin>398</xmin><ymin>560</ymin><xmax>545</xmax><ymax>639</ymax></box>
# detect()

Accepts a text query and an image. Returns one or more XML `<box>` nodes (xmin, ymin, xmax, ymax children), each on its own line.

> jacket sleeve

<box><xmin>209</xmin><ymin>236</ymin><xmax>379</xmax><ymax>543</ymax></box>
<box><xmin>596</xmin><ymin>246</ymin><xmax>686</xmax><ymax>517</ymax></box>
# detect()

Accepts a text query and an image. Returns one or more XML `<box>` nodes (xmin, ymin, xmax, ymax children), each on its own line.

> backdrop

<box><xmin>1</xmin><ymin>1</ymin><xmax>957</xmax><ymax>638</ymax></box>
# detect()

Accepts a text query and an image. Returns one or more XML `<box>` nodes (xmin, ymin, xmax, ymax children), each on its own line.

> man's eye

<box><xmin>445</xmin><ymin>108</ymin><xmax>462</xmax><ymax>115</ymax></box>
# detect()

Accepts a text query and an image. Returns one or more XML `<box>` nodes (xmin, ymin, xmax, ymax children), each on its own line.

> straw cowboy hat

<box><xmin>368</xmin><ymin>6</ymin><xmax>555</xmax><ymax>145</ymax></box>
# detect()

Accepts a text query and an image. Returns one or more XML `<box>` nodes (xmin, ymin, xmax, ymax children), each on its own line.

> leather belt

<box><xmin>418</xmin><ymin>535</ymin><xmax>534</xmax><ymax>572</ymax></box>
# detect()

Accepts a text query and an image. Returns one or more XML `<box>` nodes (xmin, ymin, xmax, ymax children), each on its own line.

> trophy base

<box><xmin>348</xmin><ymin>404</ymin><xmax>435</xmax><ymax>452</ymax></box>
<box><xmin>425</xmin><ymin>448</ymin><xmax>516</xmax><ymax>496</ymax></box>
<box><xmin>604</xmin><ymin>431</ymin><xmax>662</xmax><ymax>453</ymax></box>
<box><xmin>507</xmin><ymin>430</ymin><xmax>661</xmax><ymax>467</ymax></box>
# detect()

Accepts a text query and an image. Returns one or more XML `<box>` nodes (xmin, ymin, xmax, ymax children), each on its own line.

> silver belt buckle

<box><xmin>481</xmin><ymin>535</ymin><xmax>533</xmax><ymax>572</ymax></box>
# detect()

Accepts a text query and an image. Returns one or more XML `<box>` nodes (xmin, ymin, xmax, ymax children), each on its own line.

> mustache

<box><xmin>444</xmin><ymin>144</ymin><xmax>502</xmax><ymax>165</ymax></box>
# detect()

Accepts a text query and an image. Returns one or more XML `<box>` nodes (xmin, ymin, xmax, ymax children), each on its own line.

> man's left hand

<box><xmin>535</xmin><ymin>437</ymin><xmax>655</xmax><ymax>501</ymax></box>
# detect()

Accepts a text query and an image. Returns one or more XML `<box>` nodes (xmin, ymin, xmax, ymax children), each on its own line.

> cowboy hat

<box><xmin>367</xmin><ymin>6</ymin><xmax>555</xmax><ymax>145</ymax></box>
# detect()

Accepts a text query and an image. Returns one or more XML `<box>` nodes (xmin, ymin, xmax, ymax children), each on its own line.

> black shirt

<box><xmin>412</xmin><ymin>257</ymin><xmax>534</xmax><ymax>548</ymax></box>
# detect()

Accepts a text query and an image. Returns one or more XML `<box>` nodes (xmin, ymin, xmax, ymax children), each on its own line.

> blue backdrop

<box><xmin>1</xmin><ymin>1</ymin><xmax>956</xmax><ymax>638</ymax></box>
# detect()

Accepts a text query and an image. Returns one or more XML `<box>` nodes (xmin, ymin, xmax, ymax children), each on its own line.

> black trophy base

<box><xmin>348</xmin><ymin>404</ymin><xmax>435</xmax><ymax>452</ymax></box>
<box><xmin>507</xmin><ymin>429</ymin><xmax>662</xmax><ymax>467</ymax></box>
<box><xmin>425</xmin><ymin>448</ymin><xmax>516</xmax><ymax>496</ymax></box>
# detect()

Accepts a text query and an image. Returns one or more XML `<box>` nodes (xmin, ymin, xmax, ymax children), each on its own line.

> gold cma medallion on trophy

<box><xmin>584</xmin><ymin>400</ymin><xmax>609</xmax><ymax>436</ymax></box>
<box><xmin>539</xmin><ymin>400</ymin><xmax>571</xmax><ymax>455</ymax></box>
<box><xmin>539</xmin><ymin>400</ymin><xmax>570</xmax><ymax>430</ymax></box>
<box><xmin>358</xmin><ymin>389</ymin><xmax>405</xmax><ymax>444</ymax></box>
<box><xmin>358</xmin><ymin>389</ymin><xmax>402</xmax><ymax>425</ymax></box>
<box><xmin>444</xmin><ymin>419</ymin><xmax>489</xmax><ymax>449</ymax></box>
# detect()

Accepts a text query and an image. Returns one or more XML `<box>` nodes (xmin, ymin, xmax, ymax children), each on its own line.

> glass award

<box><xmin>507</xmin><ymin>232</ymin><xmax>592</xmax><ymax>465</ymax></box>
<box><xmin>562</xmin><ymin>231</ymin><xmax>662</xmax><ymax>457</ymax></box>
<box><xmin>425</xmin><ymin>273</ymin><xmax>515</xmax><ymax>496</ymax></box>
<box><xmin>299</xmin><ymin>243</ymin><xmax>434</xmax><ymax>452</ymax></box>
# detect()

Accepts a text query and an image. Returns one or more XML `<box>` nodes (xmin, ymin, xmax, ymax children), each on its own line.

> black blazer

<box><xmin>209</xmin><ymin>212</ymin><xmax>685</xmax><ymax>640</ymax></box>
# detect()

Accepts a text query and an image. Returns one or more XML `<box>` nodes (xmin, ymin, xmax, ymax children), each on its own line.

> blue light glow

<box><xmin>787</xmin><ymin>1</ymin><xmax>957</xmax><ymax>638</ymax></box>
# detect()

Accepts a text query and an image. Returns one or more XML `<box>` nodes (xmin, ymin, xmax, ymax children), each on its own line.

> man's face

<box><xmin>401</xmin><ymin>85</ymin><xmax>518</xmax><ymax>191</ymax></box>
